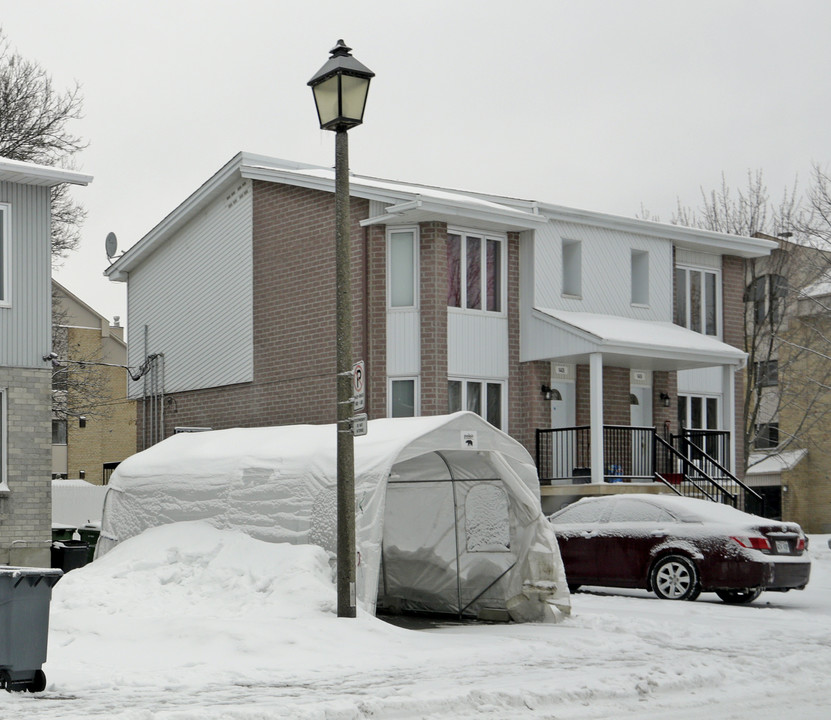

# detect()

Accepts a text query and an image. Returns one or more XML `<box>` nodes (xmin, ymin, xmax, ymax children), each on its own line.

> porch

<box><xmin>536</xmin><ymin>425</ymin><xmax>765</xmax><ymax>516</ymax></box>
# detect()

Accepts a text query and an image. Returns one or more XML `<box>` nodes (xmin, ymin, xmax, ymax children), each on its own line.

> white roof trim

<box><xmin>0</xmin><ymin>156</ymin><xmax>92</xmax><ymax>187</ymax></box>
<box><xmin>531</xmin><ymin>308</ymin><xmax>747</xmax><ymax>369</ymax></box>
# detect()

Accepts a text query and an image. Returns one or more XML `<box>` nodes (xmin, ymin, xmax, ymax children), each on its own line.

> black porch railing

<box><xmin>535</xmin><ymin>425</ymin><xmax>765</xmax><ymax>515</ymax></box>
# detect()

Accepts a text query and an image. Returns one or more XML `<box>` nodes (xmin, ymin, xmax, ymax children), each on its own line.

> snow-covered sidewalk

<box><xmin>4</xmin><ymin>521</ymin><xmax>830</xmax><ymax>719</ymax></box>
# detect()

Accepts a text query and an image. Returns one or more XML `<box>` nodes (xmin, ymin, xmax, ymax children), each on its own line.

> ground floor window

<box><xmin>448</xmin><ymin>379</ymin><xmax>504</xmax><ymax>429</ymax></box>
<box><xmin>389</xmin><ymin>378</ymin><xmax>418</xmax><ymax>417</ymax></box>
<box><xmin>678</xmin><ymin>394</ymin><xmax>719</xmax><ymax>430</ymax></box>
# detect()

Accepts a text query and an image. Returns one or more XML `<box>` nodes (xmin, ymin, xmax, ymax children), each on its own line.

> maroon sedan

<box><xmin>548</xmin><ymin>494</ymin><xmax>810</xmax><ymax>603</ymax></box>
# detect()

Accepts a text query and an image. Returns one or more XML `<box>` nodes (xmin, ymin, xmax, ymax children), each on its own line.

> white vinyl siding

<box><xmin>532</xmin><ymin>220</ymin><xmax>672</xmax><ymax>321</ymax></box>
<box><xmin>0</xmin><ymin>183</ymin><xmax>52</xmax><ymax>367</ymax></box>
<box><xmin>0</xmin><ymin>204</ymin><xmax>7</xmax><ymax>306</ymax></box>
<box><xmin>127</xmin><ymin>179</ymin><xmax>254</xmax><ymax>396</ymax></box>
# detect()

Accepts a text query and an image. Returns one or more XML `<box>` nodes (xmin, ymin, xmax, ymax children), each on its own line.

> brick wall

<box><xmin>0</xmin><ymin>367</ymin><xmax>52</xmax><ymax>566</ymax></box>
<box><xmin>419</xmin><ymin>222</ymin><xmax>449</xmax><ymax>417</ymax></box>
<box><xmin>575</xmin><ymin>365</ymin><xmax>631</xmax><ymax>426</ymax></box>
<box><xmin>722</xmin><ymin>255</ymin><xmax>746</xmax><ymax>476</ymax></box>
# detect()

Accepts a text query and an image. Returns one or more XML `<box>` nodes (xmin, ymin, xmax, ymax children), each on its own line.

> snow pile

<box><xmin>3</xmin><ymin>525</ymin><xmax>830</xmax><ymax>719</ymax></box>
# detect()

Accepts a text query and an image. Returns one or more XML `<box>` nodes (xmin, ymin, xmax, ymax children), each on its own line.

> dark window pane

<box><xmin>690</xmin><ymin>271</ymin><xmax>702</xmax><ymax>333</ymax></box>
<box><xmin>391</xmin><ymin>380</ymin><xmax>415</xmax><ymax>417</ymax></box>
<box><xmin>486</xmin><ymin>239</ymin><xmax>501</xmax><ymax>312</ymax></box>
<box><xmin>690</xmin><ymin>396</ymin><xmax>702</xmax><ymax>429</ymax></box>
<box><xmin>447</xmin><ymin>234</ymin><xmax>461</xmax><ymax>307</ymax></box>
<box><xmin>448</xmin><ymin>381</ymin><xmax>462</xmax><ymax>413</ymax></box>
<box><xmin>678</xmin><ymin>395</ymin><xmax>687</xmax><ymax>428</ymax></box>
<box><xmin>674</xmin><ymin>269</ymin><xmax>687</xmax><ymax>327</ymax></box>
<box><xmin>466</xmin><ymin>236</ymin><xmax>481</xmax><ymax>310</ymax></box>
<box><xmin>52</xmin><ymin>419</ymin><xmax>67</xmax><ymax>445</ymax></box>
<box><xmin>705</xmin><ymin>272</ymin><xmax>717</xmax><ymax>335</ymax></box>
<box><xmin>706</xmin><ymin>398</ymin><xmax>718</xmax><ymax>429</ymax></box>
<box><xmin>466</xmin><ymin>381</ymin><xmax>481</xmax><ymax>415</ymax></box>
<box><xmin>486</xmin><ymin>383</ymin><xmax>502</xmax><ymax>427</ymax></box>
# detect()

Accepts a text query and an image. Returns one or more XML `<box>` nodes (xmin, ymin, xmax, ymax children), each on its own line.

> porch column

<box><xmin>590</xmin><ymin>352</ymin><xmax>604</xmax><ymax>484</ymax></box>
<box><xmin>722</xmin><ymin>364</ymin><xmax>736</xmax><ymax>474</ymax></box>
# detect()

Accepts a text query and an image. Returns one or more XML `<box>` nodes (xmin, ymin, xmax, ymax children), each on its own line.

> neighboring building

<box><xmin>1</xmin><ymin>157</ymin><xmax>92</xmax><ymax>567</ymax></box>
<box><xmin>50</xmin><ymin>281</ymin><xmax>136</xmax><ymax>484</ymax></box>
<box><xmin>744</xmin><ymin>237</ymin><xmax>831</xmax><ymax>530</ymax></box>
<box><xmin>105</xmin><ymin>153</ymin><xmax>774</xmax><ymax>514</ymax></box>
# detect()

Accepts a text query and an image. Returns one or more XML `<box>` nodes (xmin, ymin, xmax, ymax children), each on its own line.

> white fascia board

<box><xmin>106</xmin><ymin>152</ymin><xmax>247</xmax><ymax>281</ymax></box>
<box><xmin>537</xmin><ymin>201</ymin><xmax>777</xmax><ymax>259</ymax></box>
<box><xmin>0</xmin><ymin>157</ymin><xmax>92</xmax><ymax>186</ymax></box>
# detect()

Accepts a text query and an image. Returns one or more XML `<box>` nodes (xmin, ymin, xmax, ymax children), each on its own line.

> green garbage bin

<box><xmin>51</xmin><ymin>525</ymin><xmax>76</xmax><ymax>543</ymax></box>
<box><xmin>0</xmin><ymin>566</ymin><xmax>63</xmax><ymax>692</ymax></box>
<box><xmin>76</xmin><ymin>524</ymin><xmax>101</xmax><ymax>564</ymax></box>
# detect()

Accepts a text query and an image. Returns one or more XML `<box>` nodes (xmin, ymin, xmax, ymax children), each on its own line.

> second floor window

<box><xmin>748</xmin><ymin>274</ymin><xmax>787</xmax><ymax>327</ymax></box>
<box><xmin>675</xmin><ymin>266</ymin><xmax>719</xmax><ymax>336</ymax></box>
<box><xmin>447</xmin><ymin>232</ymin><xmax>504</xmax><ymax>312</ymax></box>
<box><xmin>0</xmin><ymin>205</ymin><xmax>8</xmax><ymax>304</ymax></box>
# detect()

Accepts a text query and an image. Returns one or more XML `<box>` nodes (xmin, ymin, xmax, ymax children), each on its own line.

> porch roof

<box><xmin>530</xmin><ymin>308</ymin><xmax>747</xmax><ymax>370</ymax></box>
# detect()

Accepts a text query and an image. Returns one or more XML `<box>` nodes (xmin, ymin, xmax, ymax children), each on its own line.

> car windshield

<box><xmin>549</xmin><ymin>501</ymin><xmax>606</xmax><ymax>524</ymax></box>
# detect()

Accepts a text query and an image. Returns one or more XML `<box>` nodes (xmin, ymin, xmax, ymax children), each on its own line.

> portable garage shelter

<box><xmin>97</xmin><ymin>412</ymin><xmax>570</xmax><ymax>622</ymax></box>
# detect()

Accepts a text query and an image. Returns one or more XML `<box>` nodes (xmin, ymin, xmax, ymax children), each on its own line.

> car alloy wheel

<box><xmin>650</xmin><ymin>554</ymin><xmax>700</xmax><ymax>601</ymax></box>
<box><xmin>715</xmin><ymin>588</ymin><xmax>763</xmax><ymax>604</ymax></box>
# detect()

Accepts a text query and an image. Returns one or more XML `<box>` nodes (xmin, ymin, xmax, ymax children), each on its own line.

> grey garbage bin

<box><xmin>0</xmin><ymin>566</ymin><xmax>63</xmax><ymax>692</ymax></box>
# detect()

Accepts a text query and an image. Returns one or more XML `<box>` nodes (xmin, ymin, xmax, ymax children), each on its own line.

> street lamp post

<box><xmin>309</xmin><ymin>40</ymin><xmax>374</xmax><ymax>619</ymax></box>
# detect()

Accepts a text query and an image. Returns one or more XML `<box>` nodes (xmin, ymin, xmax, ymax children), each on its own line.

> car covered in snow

<box><xmin>548</xmin><ymin>494</ymin><xmax>810</xmax><ymax>603</ymax></box>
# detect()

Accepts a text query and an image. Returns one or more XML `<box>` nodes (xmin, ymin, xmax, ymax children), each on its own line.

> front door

<box><xmin>629</xmin><ymin>386</ymin><xmax>653</xmax><ymax>478</ymax></box>
<box><xmin>549</xmin><ymin>381</ymin><xmax>576</xmax><ymax>479</ymax></box>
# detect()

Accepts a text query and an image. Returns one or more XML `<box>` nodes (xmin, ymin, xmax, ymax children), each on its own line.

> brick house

<box><xmin>1</xmin><ymin>157</ymin><xmax>92</xmax><ymax>567</ymax></box>
<box><xmin>50</xmin><ymin>281</ymin><xmax>136</xmax><ymax>484</ymax></box>
<box><xmin>105</xmin><ymin>153</ymin><xmax>775</xmax><ymax>514</ymax></box>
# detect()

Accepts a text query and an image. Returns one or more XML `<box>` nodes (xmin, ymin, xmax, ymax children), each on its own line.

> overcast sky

<box><xmin>2</xmin><ymin>0</ymin><xmax>829</xmax><ymax>329</ymax></box>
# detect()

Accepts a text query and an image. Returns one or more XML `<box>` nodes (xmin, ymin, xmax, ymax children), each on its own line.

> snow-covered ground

<box><xmin>4</xmin><ymin>521</ymin><xmax>830</xmax><ymax>719</ymax></box>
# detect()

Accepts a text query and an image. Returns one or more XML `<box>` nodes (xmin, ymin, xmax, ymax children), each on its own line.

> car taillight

<box><xmin>731</xmin><ymin>535</ymin><xmax>772</xmax><ymax>552</ymax></box>
<box><xmin>797</xmin><ymin>537</ymin><xmax>806</xmax><ymax>552</ymax></box>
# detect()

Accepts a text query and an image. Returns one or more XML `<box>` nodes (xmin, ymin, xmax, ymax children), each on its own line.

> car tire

<box><xmin>650</xmin><ymin>555</ymin><xmax>700</xmax><ymax>601</ymax></box>
<box><xmin>715</xmin><ymin>588</ymin><xmax>763</xmax><ymax>605</ymax></box>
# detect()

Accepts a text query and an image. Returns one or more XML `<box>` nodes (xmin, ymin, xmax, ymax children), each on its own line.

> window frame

<box><xmin>674</xmin><ymin>265</ymin><xmax>721</xmax><ymax>337</ymax></box>
<box><xmin>387</xmin><ymin>227</ymin><xmax>419</xmax><ymax>310</ymax></box>
<box><xmin>448</xmin><ymin>377</ymin><xmax>506</xmax><ymax>430</ymax></box>
<box><xmin>0</xmin><ymin>203</ymin><xmax>10</xmax><ymax>307</ymax></box>
<box><xmin>562</xmin><ymin>239</ymin><xmax>582</xmax><ymax>298</ymax></box>
<box><xmin>677</xmin><ymin>393</ymin><xmax>721</xmax><ymax>431</ymax></box>
<box><xmin>754</xmin><ymin>422</ymin><xmax>780</xmax><ymax>450</ymax></box>
<box><xmin>388</xmin><ymin>376</ymin><xmax>419</xmax><ymax>418</ymax></box>
<box><xmin>631</xmin><ymin>249</ymin><xmax>649</xmax><ymax>306</ymax></box>
<box><xmin>446</xmin><ymin>228</ymin><xmax>507</xmax><ymax>316</ymax></box>
<box><xmin>755</xmin><ymin>359</ymin><xmax>779</xmax><ymax>388</ymax></box>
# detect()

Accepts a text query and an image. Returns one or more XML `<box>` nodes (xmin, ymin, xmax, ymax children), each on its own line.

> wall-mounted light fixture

<box><xmin>659</xmin><ymin>392</ymin><xmax>671</xmax><ymax>408</ymax></box>
<box><xmin>541</xmin><ymin>384</ymin><xmax>553</xmax><ymax>401</ymax></box>
<box><xmin>79</xmin><ymin>415</ymin><xmax>87</xmax><ymax>428</ymax></box>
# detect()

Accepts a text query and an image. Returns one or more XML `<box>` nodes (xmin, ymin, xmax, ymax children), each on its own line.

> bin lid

<box><xmin>0</xmin><ymin>566</ymin><xmax>64</xmax><ymax>577</ymax></box>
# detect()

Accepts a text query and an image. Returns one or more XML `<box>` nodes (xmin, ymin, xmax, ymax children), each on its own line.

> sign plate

<box><xmin>461</xmin><ymin>430</ymin><xmax>478</xmax><ymax>449</ymax></box>
<box><xmin>352</xmin><ymin>360</ymin><xmax>365</xmax><ymax>411</ymax></box>
<box><xmin>351</xmin><ymin>413</ymin><xmax>368</xmax><ymax>437</ymax></box>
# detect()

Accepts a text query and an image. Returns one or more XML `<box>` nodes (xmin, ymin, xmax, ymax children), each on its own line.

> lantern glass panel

<box><xmin>312</xmin><ymin>75</ymin><xmax>341</xmax><ymax>127</ymax></box>
<box><xmin>340</xmin><ymin>74</ymin><xmax>369</xmax><ymax>122</ymax></box>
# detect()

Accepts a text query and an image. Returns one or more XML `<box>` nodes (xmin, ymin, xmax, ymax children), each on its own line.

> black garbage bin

<box><xmin>0</xmin><ymin>566</ymin><xmax>63</xmax><ymax>692</ymax></box>
<box><xmin>51</xmin><ymin>540</ymin><xmax>89</xmax><ymax>573</ymax></box>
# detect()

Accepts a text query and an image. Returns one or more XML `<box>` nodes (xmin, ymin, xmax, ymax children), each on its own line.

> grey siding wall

<box><xmin>0</xmin><ymin>181</ymin><xmax>52</xmax><ymax>367</ymax></box>
<box><xmin>127</xmin><ymin>178</ymin><xmax>254</xmax><ymax>396</ymax></box>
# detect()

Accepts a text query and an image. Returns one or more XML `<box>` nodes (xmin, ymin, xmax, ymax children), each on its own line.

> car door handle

<box><xmin>650</xmin><ymin>529</ymin><xmax>668</xmax><ymax>538</ymax></box>
<box><xmin>580</xmin><ymin>530</ymin><xmax>596</xmax><ymax>538</ymax></box>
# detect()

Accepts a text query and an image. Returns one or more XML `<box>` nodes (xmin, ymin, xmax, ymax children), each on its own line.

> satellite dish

<box><xmin>105</xmin><ymin>232</ymin><xmax>118</xmax><ymax>259</ymax></box>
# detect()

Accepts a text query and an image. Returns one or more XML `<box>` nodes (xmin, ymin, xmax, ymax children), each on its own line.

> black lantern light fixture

<box><xmin>659</xmin><ymin>392</ymin><xmax>671</xmax><ymax>408</ymax></box>
<box><xmin>308</xmin><ymin>40</ymin><xmax>375</xmax><ymax>132</ymax></box>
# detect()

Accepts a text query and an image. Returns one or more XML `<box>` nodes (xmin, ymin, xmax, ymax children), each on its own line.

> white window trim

<box><xmin>678</xmin><ymin>393</ymin><xmax>722</xmax><ymax>431</ymax></box>
<box><xmin>561</xmin><ymin>238</ymin><xmax>582</xmax><ymax>299</ymax></box>
<box><xmin>0</xmin><ymin>203</ymin><xmax>10</xmax><ymax>308</ymax></box>
<box><xmin>449</xmin><ymin>376</ymin><xmax>507</xmax><ymax>431</ymax></box>
<box><xmin>675</xmin><ymin>264</ymin><xmax>723</xmax><ymax>339</ymax></box>
<box><xmin>0</xmin><ymin>387</ymin><xmax>8</xmax><ymax>491</ymax></box>
<box><xmin>386</xmin><ymin>226</ymin><xmax>419</xmax><ymax>310</ymax></box>
<box><xmin>388</xmin><ymin>376</ymin><xmax>420</xmax><ymax>417</ymax></box>
<box><xmin>447</xmin><ymin>226</ymin><xmax>508</xmax><ymax>317</ymax></box>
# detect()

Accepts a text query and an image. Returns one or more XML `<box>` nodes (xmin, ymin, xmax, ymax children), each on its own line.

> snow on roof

<box><xmin>746</xmin><ymin>449</ymin><xmax>808</xmax><ymax>475</ymax></box>
<box><xmin>534</xmin><ymin>308</ymin><xmax>747</xmax><ymax>367</ymax></box>
<box><xmin>0</xmin><ymin>156</ymin><xmax>92</xmax><ymax>186</ymax></box>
